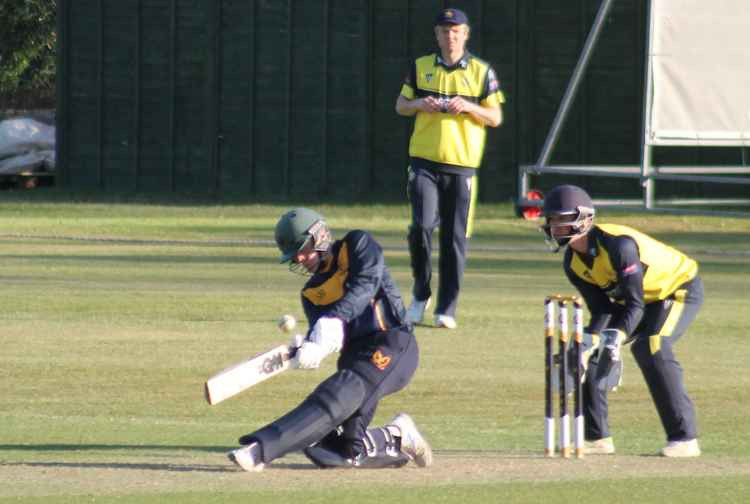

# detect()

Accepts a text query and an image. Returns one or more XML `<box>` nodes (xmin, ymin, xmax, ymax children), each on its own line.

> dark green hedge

<box><xmin>0</xmin><ymin>0</ymin><xmax>56</xmax><ymax>107</ymax></box>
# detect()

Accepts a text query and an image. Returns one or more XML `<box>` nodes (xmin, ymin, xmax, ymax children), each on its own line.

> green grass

<box><xmin>1</xmin><ymin>198</ymin><xmax>749</xmax><ymax>502</ymax></box>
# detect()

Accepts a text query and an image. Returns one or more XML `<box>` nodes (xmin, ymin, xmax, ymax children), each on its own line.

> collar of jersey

<box><xmin>435</xmin><ymin>52</ymin><xmax>470</xmax><ymax>70</ymax></box>
<box><xmin>318</xmin><ymin>251</ymin><xmax>335</xmax><ymax>273</ymax></box>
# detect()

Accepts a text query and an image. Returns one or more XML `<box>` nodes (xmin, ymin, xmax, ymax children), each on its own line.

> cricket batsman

<box><xmin>541</xmin><ymin>185</ymin><xmax>703</xmax><ymax>457</ymax></box>
<box><xmin>228</xmin><ymin>208</ymin><xmax>432</xmax><ymax>470</ymax></box>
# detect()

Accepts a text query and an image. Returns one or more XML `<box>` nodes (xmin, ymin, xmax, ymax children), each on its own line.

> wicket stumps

<box><xmin>544</xmin><ymin>295</ymin><xmax>584</xmax><ymax>458</ymax></box>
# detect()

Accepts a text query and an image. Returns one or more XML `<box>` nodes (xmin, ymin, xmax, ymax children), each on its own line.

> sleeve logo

<box><xmin>622</xmin><ymin>263</ymin><xmax>639</xmax><ymax>276</ymax></box>
<box><xmin>371</xmin><ymin>350</ymin><xmax>391</xmax><ymax>370</ymax></box>
<box><xmin>487</xmin><ymin>69</ymin><xmax>500</xmax><ymax>91</ymax></box>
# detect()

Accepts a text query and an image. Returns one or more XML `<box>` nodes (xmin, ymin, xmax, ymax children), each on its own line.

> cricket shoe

<box><xmin>405</xmin><ymin>297</ymin><xmax>431</xmax><ymax>325</ymax></box>
<box><xmin>583</xmin><ymin>437</ymin><xmax>615</xmax><ymax>455</ymax></box>
<box><xmin>387</xmin><ymin>413</ymin><xmax>433</xmax><ymax>467</ymax></box>
<box><xmin>228</xmin><ymin>442</ymin><xmax>265</xmax><ymax>472</ymax></box>
<box><xmin>434</xmin><ymin>314</ymin><xmax>457</xmax><ymax>329</ymax></box>
<box><xmin>661</xmin><ymin>438</ymin><xmax>701</xmax><ymax>458</ymax></box>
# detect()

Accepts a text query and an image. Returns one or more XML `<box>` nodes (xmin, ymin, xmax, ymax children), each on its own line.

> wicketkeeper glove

<box><xmin>594</xmin><ymin>328</ymin><xmax>627</xmax><ymax>382</ymax></box>
<box><xmin>599</xmin><ymin>328</ymin><xmax>627</xmax><ymax>362</ymax></box>
<box><xmin>559</xmin><ymin>332</ymin><xmax>599</xmax><ymax>383</ymax></box>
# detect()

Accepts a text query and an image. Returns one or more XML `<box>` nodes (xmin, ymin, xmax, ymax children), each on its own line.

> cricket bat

<box><xmin>204</xmin><ymin>344</ymin><xmax>296</xmax><ymax>405</ymax></box>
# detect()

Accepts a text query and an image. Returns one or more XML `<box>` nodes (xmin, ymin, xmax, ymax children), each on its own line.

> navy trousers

<box><xmin>407</xmin><ymin>163</ymin><xmax>471</xmax><ymax>317</ymax></box>
<box><xmin>585</xmin><ymin>277</ymin><xmax>703</xmax><ymax>442</ymax></box>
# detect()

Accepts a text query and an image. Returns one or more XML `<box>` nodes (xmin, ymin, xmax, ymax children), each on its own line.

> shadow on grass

<box><xmin>0</xmin><ymin>443</ymin><xmax>227</xmax><ymax>453</ymax></box>
<box><xmin>1</xmin><ymin>460</ymin><xmax>236</xmax><ymax>473</ymax></box>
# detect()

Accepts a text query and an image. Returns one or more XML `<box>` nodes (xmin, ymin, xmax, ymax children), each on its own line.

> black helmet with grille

<box><xmin>540</xmin><ymin>185</ymin><xmax>595</xmax><ymax>251</ymax></box>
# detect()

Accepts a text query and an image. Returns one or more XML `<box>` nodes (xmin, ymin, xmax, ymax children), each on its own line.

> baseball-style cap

<box><xmin>434</xmin><ymin>8</ymin><xmax>469</xmax><ymax>26</ymax></box>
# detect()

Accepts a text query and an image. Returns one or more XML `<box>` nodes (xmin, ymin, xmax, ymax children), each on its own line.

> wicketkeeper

<box><xmin>228</xmin><ymin>208</ymin><xmax>432</xmax><ymax>471</ymax></box>
<box><xmin>541</xmin><ymin>185</ymin><xmax>703</xmax><ymax>458</ymax></box>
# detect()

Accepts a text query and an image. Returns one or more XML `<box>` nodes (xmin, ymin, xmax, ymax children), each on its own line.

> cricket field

<box><xmin>1</xmin><ymin>194</ymin><xmax>749</xmax><ymax>503</ymax></box>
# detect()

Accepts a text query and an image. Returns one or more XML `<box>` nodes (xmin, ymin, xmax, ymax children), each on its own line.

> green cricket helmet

<box><xmin>540</xmin><ymin>185</ymin><xmax>595</xmax><ymax>251</ymax></box>
<box><xmin>274</xmin><ymin>208</ymin><xmax>332</xmax><ymax>264</ymax></box>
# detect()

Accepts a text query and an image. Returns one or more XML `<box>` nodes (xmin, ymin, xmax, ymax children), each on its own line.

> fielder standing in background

<box><xmin>541</xmin><ymin>185</ymin><xmax>702</xmax><ymax>457</ymax></box>
<box><xmin>228</xmin><ymin>208</ymin><xmax>432</xmax><ymax>471</ymax></box>
<box><xmin>396</xmin><ymin>8</ymin><xmax>504</xmax><ymax>329</ymax></box>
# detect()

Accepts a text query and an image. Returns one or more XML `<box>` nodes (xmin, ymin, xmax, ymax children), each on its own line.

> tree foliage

<box><xmin>0</xmin><ymin>0</ymin><xmax>57</xmax><ymax>99</ymax></box>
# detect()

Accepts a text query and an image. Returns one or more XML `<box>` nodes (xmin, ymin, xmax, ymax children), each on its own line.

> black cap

<box><xmin>435</xmin><ymin>8</ymin><xmax>469</xmax><ymax>26</ymax></box>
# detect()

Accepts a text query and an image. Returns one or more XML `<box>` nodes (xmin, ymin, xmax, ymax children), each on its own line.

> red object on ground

<box><xmin>521</xmin><ymin>190</ymin><xmax>544</xmax><ymax>220</ymax></box>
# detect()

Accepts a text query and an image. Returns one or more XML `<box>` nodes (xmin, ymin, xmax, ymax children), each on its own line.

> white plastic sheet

<box><xmin>648</xmin><ymin>0</ymin><xmax>750</xmax><ymax>145</ymax></box>
<box><xmin>0</xmin><ymin>117</ymin><xmax>56</xmax><ymax>174</ymax></box>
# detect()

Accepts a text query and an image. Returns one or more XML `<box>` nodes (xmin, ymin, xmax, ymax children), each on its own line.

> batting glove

<box><xmin>309</xmin><ymin>316</ymin><xmax>344</xmax><ymax>354</ymax></box>
<box><xmin>293</xmin><ymin>341</ymin><xmax>327</xmax><ymax>370</ymax></box>
<box><xmin>289</xmin><ymin>333</ymin><xmax>305</xmax><ymax>350</ymax></box>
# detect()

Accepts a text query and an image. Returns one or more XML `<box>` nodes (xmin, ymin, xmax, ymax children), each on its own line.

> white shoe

<box><xmin>661</xmin><ymin>438</ymin><xmax>701</xmax><ymax>458</ymax></box>
<box><xmin>387</xmin><ymin>413</ymin><xmax>433</xmax><ymax>467</ymax></box>
<box><xmin>405</xmin><ymin>297</ymin><xmax>431</xmax><ymax>325</ymax></box>
<box><xmin>228</xmin><ymin>442</ymin><xmax>265</xmax><ymax>472</ymax></box>
<box><xmin>583</xmin><ymin>437</ymin><xmax>615</xmax><ymax>455</ymax></box>
<box><xmin>434</xmin><ymin>314</ymin><xmax>457</xmax><ymax>329</ymax></box>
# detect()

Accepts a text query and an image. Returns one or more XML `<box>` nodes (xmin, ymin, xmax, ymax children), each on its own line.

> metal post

<box><xmin>640</xmin><ymin>0</ymin><xmax>655</xmax><ymax>209</ymax></box>
<box><xmin>536</xmin><ymin>0</ymin><xmax>617</xmax><ymax>167</ymax></box>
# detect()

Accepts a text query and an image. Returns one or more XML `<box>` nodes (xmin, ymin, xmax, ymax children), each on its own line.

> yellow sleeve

<box><xmin>400</xmin><ymin>83</ymin><xmax>415</xmax><ymax>100</ymax></box>
<box><xmin>481</xmin><ymin>90</ymin><xmax>505</xmax><ymax>107</ymax></box>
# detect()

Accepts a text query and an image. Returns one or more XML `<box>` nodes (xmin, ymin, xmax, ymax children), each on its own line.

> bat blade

<box><xmin>205</xmin><ymin>344</ymin><xmax>293</xmax><ymax>405</ymax></box>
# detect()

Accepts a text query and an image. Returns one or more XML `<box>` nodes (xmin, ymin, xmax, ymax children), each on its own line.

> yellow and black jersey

<box><xmin>301</xmin><ymin>230</ymin><xmax>406</xmax><ymax>342</ymax></box>
<box><xmin>563</xmin><ymin>224</ymin><xmax>698</xmax><ymax>336</ymax></box>
<box><xmin>400</xmin><ymin>52</ymin><xmax>504</xmax><ymax>170</ymax></box>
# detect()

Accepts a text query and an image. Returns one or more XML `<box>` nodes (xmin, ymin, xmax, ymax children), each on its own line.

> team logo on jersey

<box><xmin>371</xmin><ymin>350</ymin><xmax>391</xmax><ymax>370</ymax></box>
<box><xmin>425</xmin><ymin>73</ymin><xmax>433</xmax><ymax>83</ymax></box>
<box><xmin>312</xmin><ymin>287</ymin><xmax>327</xmax><ymax>302</ymax></box>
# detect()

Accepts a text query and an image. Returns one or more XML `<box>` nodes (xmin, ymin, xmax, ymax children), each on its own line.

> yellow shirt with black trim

<box><xmin>400</xmin><ymin>52</ymin><xmax>504</xmax><ymax>169</ymax></box>
<box><xmin>563</xmin><ymin>224</ymin><xmax>698</xmax><ymax>335</ymax></box>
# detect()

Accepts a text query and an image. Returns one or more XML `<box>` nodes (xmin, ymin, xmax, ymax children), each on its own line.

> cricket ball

<box><xmin>277</xmin><ymin>314</ymin><xmax>296</xmax><ymax>333</ymax></box>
